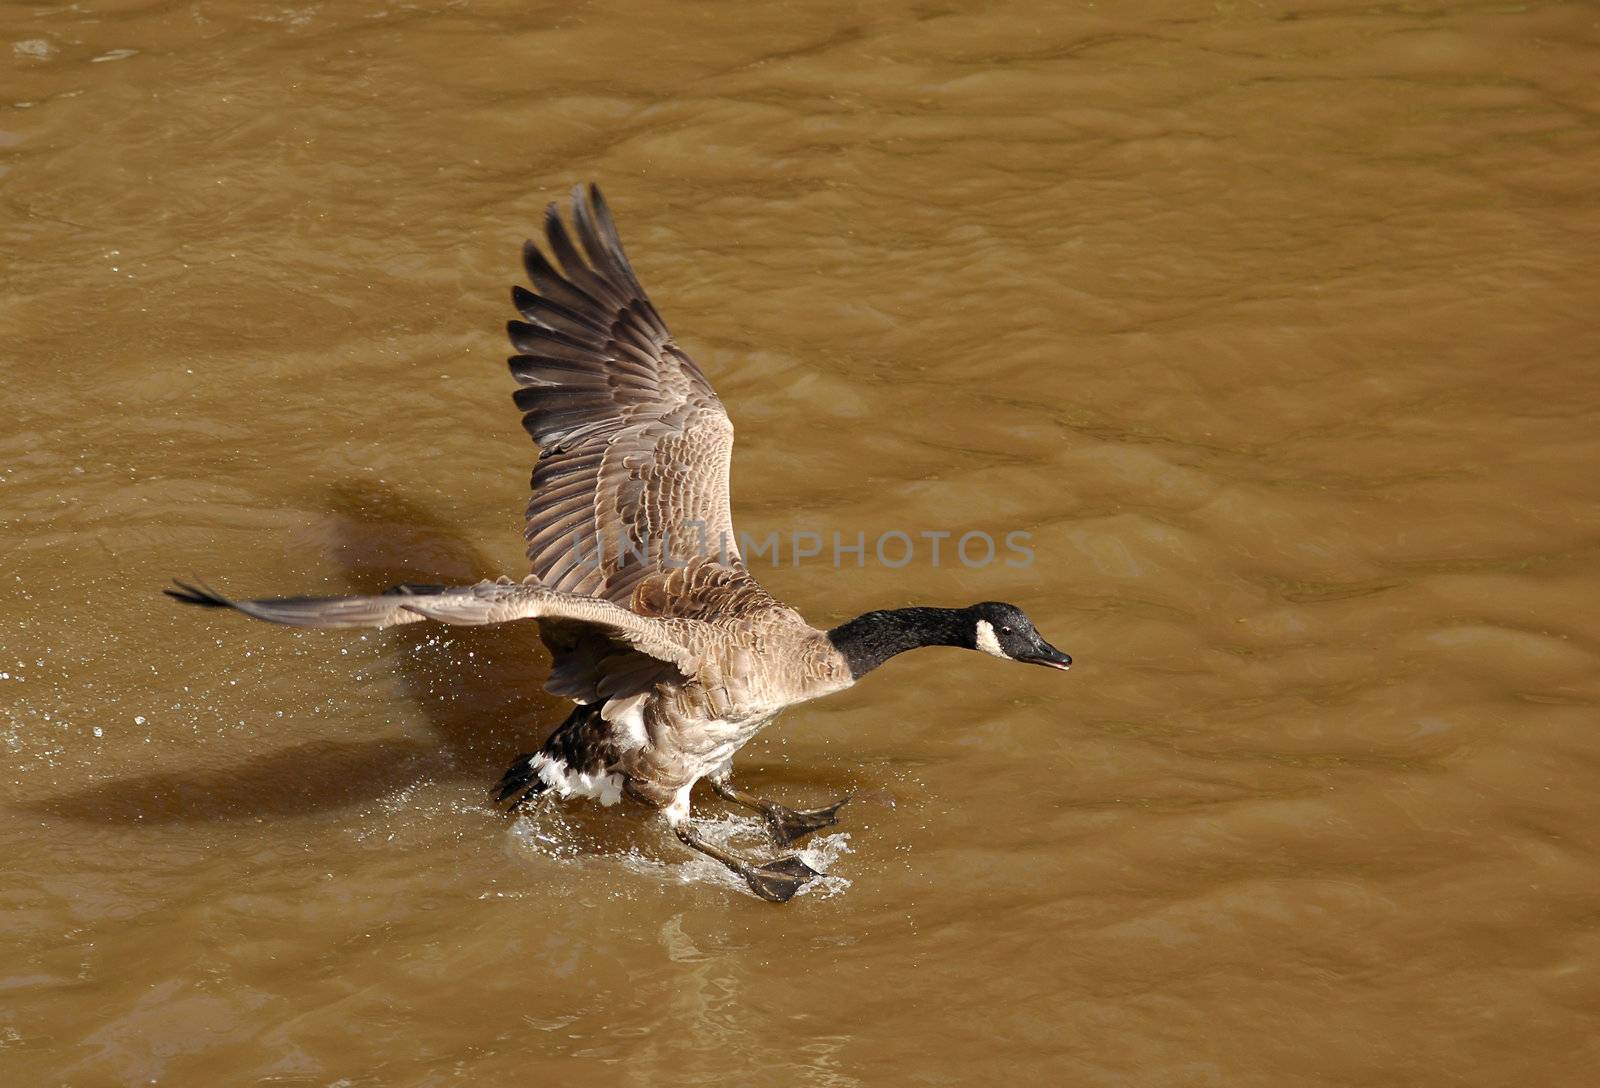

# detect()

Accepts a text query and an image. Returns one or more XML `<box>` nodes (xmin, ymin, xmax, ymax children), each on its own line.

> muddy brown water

<box><xmin>5</xmin><ymin>2</ymin><xmax>1600</xmax><ymax>1084</ymax></box>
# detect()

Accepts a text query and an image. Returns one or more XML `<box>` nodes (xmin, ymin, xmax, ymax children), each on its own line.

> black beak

<box><xmin>1020</xmin><ymin>641</ymin><xmax>1072</xmax><ymax>671</ymax></box>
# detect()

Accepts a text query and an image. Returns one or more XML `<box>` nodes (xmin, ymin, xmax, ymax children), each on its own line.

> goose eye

<box><xmin>1000</xmin><ymin>626</ymin><xmax>1012</xmax><ymax>634</ymax></box>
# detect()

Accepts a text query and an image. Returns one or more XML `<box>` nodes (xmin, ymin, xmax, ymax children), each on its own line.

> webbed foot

<box><xmin>763</xmin><ymin>796</ymin><xmax>850</xmax><ymax>846</ymax></box>
<box><xmin>742</xmin><ymin>855</ymin><xmax>821</xmax><ymax>902</ymax></box>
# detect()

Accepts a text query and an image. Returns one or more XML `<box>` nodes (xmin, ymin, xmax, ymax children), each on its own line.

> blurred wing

<box><xmin>165</xmin><ymin>579</ymin><xmax>698</xmax><ymax>679</ymax></box>
<box><xmin>508</xmin><ymin>184</ymin><xmax>742</xmax><ymax>606</ymax></box>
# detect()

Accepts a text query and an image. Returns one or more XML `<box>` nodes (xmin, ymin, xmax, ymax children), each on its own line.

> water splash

<box><xmin>508</xmin><ymin>805</ymin><xmax>853</xmax><ymax>900</ymax></box>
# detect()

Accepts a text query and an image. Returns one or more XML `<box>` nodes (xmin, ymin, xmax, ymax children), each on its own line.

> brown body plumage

<box><xmin>169</xmin><ymin>186</ymin><xmax>1071</xmax><ymax>901</ymax></box>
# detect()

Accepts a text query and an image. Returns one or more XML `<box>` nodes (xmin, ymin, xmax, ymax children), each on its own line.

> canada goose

<box><xmin>168</xmin><ymin>185</ymin><xmax>1071</xmax><ymax>901</ymax></box>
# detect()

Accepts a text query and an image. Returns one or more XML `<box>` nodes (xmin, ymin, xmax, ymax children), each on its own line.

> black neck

<box><xmin>826</xmin><ymin>607</ymin><xmax>973</xmax><ymax>680</ymax></box>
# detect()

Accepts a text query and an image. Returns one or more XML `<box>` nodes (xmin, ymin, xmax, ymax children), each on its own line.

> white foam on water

<box><xmin>508</xmin><ymin>806</ymin><xmax>853</xmax><ymax>901</ymax></box>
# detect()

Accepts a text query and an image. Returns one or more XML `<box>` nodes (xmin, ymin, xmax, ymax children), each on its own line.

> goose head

<box><xmin>828</xmin><ymin>601</ymin><xmax>1072</xmax><ymax>679</ymax></box>
<box><xmin>966</xmin><ymin>601</ymin><xmax>1072</xmax><ymax>670</ymax></box>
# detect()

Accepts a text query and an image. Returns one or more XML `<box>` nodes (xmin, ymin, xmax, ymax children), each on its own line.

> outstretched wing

<box><xmin>165</xmin><ymin>579</ymin><xmax>698</xmax><ymax>681</ymax></box>
<box><xmin>508</xmin><ymin>184</ymin><xmax>743</xmax><ymax>608</ymax></box>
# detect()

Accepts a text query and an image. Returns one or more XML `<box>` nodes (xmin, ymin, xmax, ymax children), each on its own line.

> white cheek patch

<box><xmin>974</xmin><ymin>619</ymin><xmax>1010</xmax><ymax>659</ymax></box>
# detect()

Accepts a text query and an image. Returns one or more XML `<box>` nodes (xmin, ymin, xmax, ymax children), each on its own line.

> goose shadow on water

<box><xmin>29</xmin><ymin>479</ymin><xmax>572</xmax><ymax>825</ymax></box>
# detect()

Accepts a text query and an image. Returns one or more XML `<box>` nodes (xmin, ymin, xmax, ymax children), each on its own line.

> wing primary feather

<box><xmin>580</xmin><ymin>185</ymin><xmax>663</xmax><ymax>332</ymax></box>
<box><xmin>164</xmin><ymin>580</ymin><xmax>422</xmax><ymax>628</ymax></box>
<box><xmin>571</xmin><ymin>184</ymin><xmax>632</xmax><ymax>287</ymax></box>
<box><xmin>506</xmin><ymin>321</ymin><xmax>604</xmax><ymax>357</ymax></box>
<box><xmin>508</xmin><ymin>356</ymin><xmax>614</xmax><ymax>390</ymax></box>
<box><xmin>544</xmin><ymin>205</ymin><xmax>628</xmax><ymax>310</ymax></box>
<box><xmin>511</xmin><ymin>286</ymin><xmax>608</xmax><ymax>337</ymax></box>
<box><xmin>522</xmin><ymin>239</ymin><xmax>604</xmax><ymax>314</ymax></box>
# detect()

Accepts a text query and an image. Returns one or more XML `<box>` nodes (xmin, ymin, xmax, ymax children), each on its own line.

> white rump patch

<box><xmin>974</xmin><ymin>618</ymin><xmax>1010</xmax><ymax>659</ymax></box>
<box><xmin>530</xmin><ymin>753</ymin><xmax>624</xmax><ymax>806</ymax></box>
<box><xmin>602</xmin><ymin>692</ymin><xmax>650</xmax><ymax>752</ymax></box>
